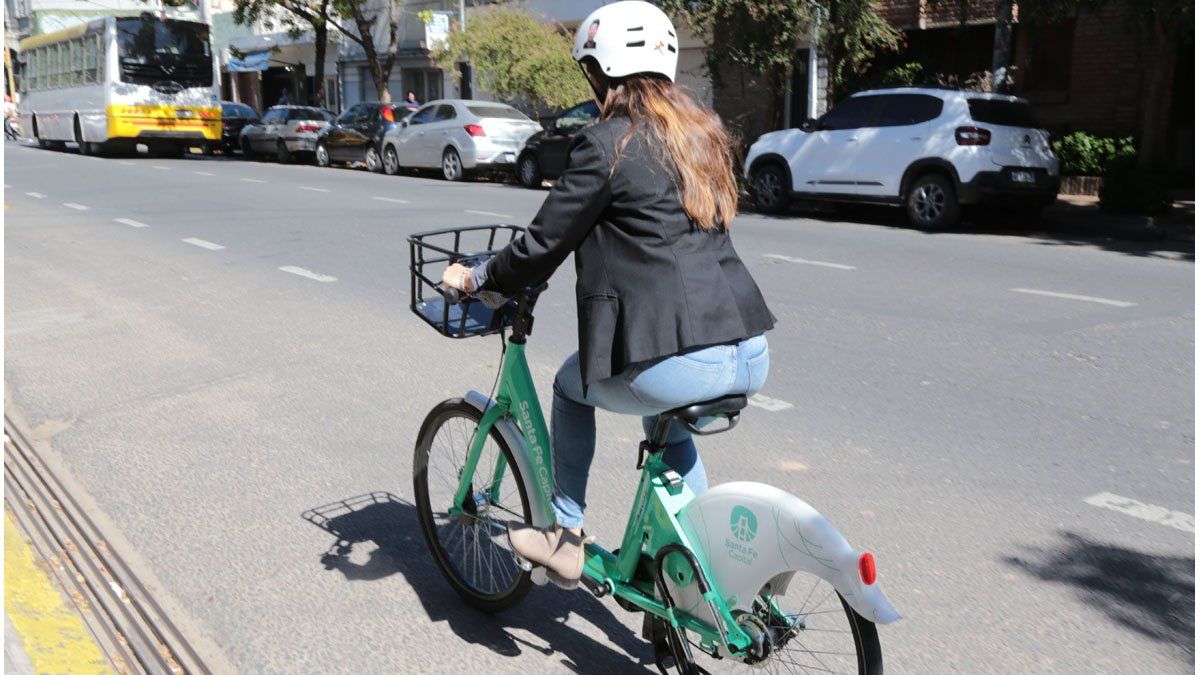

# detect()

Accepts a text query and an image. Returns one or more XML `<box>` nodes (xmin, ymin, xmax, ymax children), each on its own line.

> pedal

<box><xmin>579</xmin><ymin>574</ymin><xmax>610</xmax><ymax>598</ymax></box>
<box><xmin>513</xmin><ymin>554</ymin><xmax>534</xmax><ymax>572</ymax></box>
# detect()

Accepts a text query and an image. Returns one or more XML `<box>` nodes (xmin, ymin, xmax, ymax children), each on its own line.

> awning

<box><xmin>227</xmin><ymin>50</ymin><xmax>270</xmax><ymax>72</ymax></box>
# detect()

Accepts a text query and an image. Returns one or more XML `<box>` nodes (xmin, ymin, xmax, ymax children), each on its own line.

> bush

<box><xmin>1052</xmin><ymin>132</ymin><xmax>1136</xmax><ymax>176</ymax></box>
<box><xmin>1098</xmin><ymin>156</ymin><xmax>1172</xmax><ymax>216</ymax></box>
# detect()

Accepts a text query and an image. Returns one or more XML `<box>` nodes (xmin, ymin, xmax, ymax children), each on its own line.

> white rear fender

<box><xmin>677</xmin><ymin>482</ymin><xmax>900</xmax><ymax>625</ymax></box>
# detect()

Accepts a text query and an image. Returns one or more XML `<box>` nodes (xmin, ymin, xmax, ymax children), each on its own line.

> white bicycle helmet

<box><xmin>572</xmin><ymin>1</ymin><xmax>678</xmax><ymax>82</ymax></box>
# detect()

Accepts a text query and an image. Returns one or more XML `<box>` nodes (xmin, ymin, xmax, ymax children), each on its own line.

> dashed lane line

<box><xmin>748</xmin><ymin>394</ymin><xmax>794</xmax><ymax>412</ymax></box>
<box><xmin>151</xmin><ymin>165</ymin><xmax>170</xmax><ymax>171</ymax></box>
<box><xmin>24</xmin><ymin>192</ymin><xmax>45</xmax><ymax>199</ymax></box>
<box><xmin>193</xmin><ymin>170</ymin><xmax>215</xmax><ymax>176</ymax></box>
<box><xmin>465</xmin><ymin>209</ymin><xmax>513</xmax><ymax>218</ymax></box>
<box><xmin>117</xmin><ymin>161</ymin><xmax>135</xmax><ymax>166</ymax></box>
<box><xmin>1011</xmin><ymin>288</ymin><xmax>1136</xmax><ymax>308</ymax></box>
<box><xmin>114</xmin><ymin>217</ymin><xmax>148</xmax><ymax>228</ymax></box>
<box><xmin>62</xmin><ymin>202</ymin><xmax>89</xmax><ymax>211</ymax></box>
<box><xmin>279</xmin><ymin>266</ymin><xmax>337</xmax><ymax>283</ymax></box>
<box><xmin>372</xmin><ymin>196</ymin><xmax>410</xmax><ymax>204</ymax></box>
<box><xmin>299</xmin><ymin>186</ymin><xmax>329</xmax><ymax>193</ymax></box>
<box><xmin>241</xmin><ymin>178</ymin><xmax>266</xmax><ymax>183</ymax></box>
<box><xmin>182</xmin><ymin>237</ymin><xmax>225</xmax><ymax>251</ymax></box>
<box><xmin>1084</xmin><ymin>492</ymin><xmax>1194</xmax><ymax>533</ymax></box>
<box><xmin>764</xmin><ymin>253</ymin><xmax>857</xmax><ymax>271</ymax></box>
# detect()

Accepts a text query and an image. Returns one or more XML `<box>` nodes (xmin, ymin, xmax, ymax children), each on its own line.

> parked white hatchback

<box><xmin>745</xmin><ymin>87</ymin><xmax>1060</xmax><ymax>228</ymax></box>
<box><xmin>381</xmin><ymin>100</ymin><xmax>543</xmax><ymax>181</ymax></box>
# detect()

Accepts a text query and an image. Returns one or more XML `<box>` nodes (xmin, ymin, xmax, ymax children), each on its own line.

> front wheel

<box><xmin>751</xmin><ymin>163</ymin><xmax>790</xmax><ymax>214</ymax></box>
<box><xmin>241</xmin><ymin>137</ymin><xmax>255</xmax><ymax>158</ymax></box>
<box><xmin>364</xmin><ymin>145</ymin><xmax>383</xmax><ymax>173</ymax></box>
<box><xmin>516</xmin><ymin>153</ymin><xmax>542</xmax><ymax>188</ymax></box>
<box><xmin>315</xmin><ymin>141</ymin><xmax>331</xmax><ymax>167</ymax></box>
<box><xmin>276</xmin><ymin>140</ymin><xmax>292</xmax><ymax>164</ymax></box>
<box><xmin>741</xmin><ymin>572</ymin><xmax>883</xmax><ymax>674</ymax></box>
<box><xmin>383</xmin><ymin>145</ymin><xmax>401</xmax><ymax>175</ymax></box>
<box><xmin>414</xmin><ymin>399</ymin><xmax>533</xmax><ymax>613</ymax></box>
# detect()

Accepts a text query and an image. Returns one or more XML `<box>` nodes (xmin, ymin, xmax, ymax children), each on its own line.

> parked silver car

<box><xmin>381</xmin><ymin>100</ymin><xmax>543</xmax><ymax>181</ymax></box>
<box><xmin>239</xmin><ymin>105</ymin><xmax>334</xmax><ymax>163</ymax></box>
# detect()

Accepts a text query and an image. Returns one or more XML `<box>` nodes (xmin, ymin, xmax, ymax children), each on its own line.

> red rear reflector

<box><xmin>858</xmin><ymin>553</ymin><xmax>877</xmax><ymax>585</ymax></box>
<box><xmin>955</xmin><ymin>126</ymin><xmax>991</xmax><ymax>146</ymax></box>
<box><xmin>295</xmin><ymin>123</ymin><xmax>322</xmax><ymax>133</ymax></box>
<box><xmin>464</xmin><ymin>124</ymin><xmax>486</xmax><ymax>137</ymax></box>
<box><xmin>382</xmin><ymin>107</ymin><xmax>394</xmax><ymax>122</ymax></box>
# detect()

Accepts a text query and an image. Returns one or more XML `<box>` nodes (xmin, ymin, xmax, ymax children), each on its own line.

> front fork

<box><xmin>448</xmin><ymin>403</ymin><xmax>508</xmax><ymax>518</ymax></box>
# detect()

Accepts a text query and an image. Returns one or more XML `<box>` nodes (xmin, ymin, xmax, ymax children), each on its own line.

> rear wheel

<box><xmin>905</xmin><ymin>173</ymin><xmax>959</xmax><ymax>230</ymax></box>
<box><xmin>441</xmin><ymin>147</ymin><xmax>464</xmax><ymax>181</ymax></box>
<box><xmin>414</xmin><ymin>399</ymin><xmax>533</xmax><ymax>613</ymax></box>
<box><xmin>364</xmin><ymin>145</ymin><xmax>383</xmax><ymax>173</ymax></box>
<box><xmin>517</xmin><ymin>153</ymin><xmax>542</xmax><ymax>188</ymax></box>
<box><xmin>315</xmin><ymin>141</ymin><xmax>331</xmax><ymax>167</ymax></box>
<box><xmin>752</xmin><ymin>163</ymin><xmax>789</xmax><ymax>214</ymax></box>
<box><xmin>241</xmin><ymin>137</ymin><xmax>255</xmax><ymax>158</ymax></box>
<box><xmin>383</xmin><ymin>145</ymin><xmax>401</xmax><ymax>175</ymax></box>
<box><xmin>740</xmin><ymin>572</ymin><xmax>883</xmax><ymax>674</ymax></box>
<box><xmin>276</xmin><ymin>140</ymin><xmax>292</xmax><ymax>164</ymax></box>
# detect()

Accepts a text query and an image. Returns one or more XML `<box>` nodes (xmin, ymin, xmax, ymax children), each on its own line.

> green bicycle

<box><xmin>409</xmin><ymin>226</ymin><xmax>899</xmax><ymax>674</ymax></box>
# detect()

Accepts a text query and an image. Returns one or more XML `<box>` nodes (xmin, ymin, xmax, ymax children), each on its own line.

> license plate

<box><xmin>176</xmin><ymin>109</ymin><xmax>196</xmax><ymax>118</ymax></box>
<box><xmin>1012</xmin><ymin>170</ymin><xmax>1035</xmax><ymax>184</ymax></box>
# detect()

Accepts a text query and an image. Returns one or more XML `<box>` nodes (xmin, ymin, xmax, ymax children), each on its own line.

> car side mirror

<box><xmin>800</xmin><ymin>117</ymin><xmax>818</xmax><ymax>132</ymax></box>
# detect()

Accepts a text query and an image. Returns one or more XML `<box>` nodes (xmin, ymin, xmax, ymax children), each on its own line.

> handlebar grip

<box><xmin>442</xmin><ymin>285</ymin><xmax>462</xmax><ymax>305</ymax></box>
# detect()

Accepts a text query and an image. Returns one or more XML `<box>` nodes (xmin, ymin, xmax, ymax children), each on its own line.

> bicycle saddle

<box><xmin>661</xmin><ymin>394</ymin><xmax>748</xmax><ymax>435</ymax></box>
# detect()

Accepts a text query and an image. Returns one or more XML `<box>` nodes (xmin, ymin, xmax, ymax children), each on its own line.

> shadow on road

<box><xmin>1004</xmin><ymin>531</ymin><xmax>1195</xmax><ymax>660</ymax></box>
<box><xmin>746</xmin><ymin>200</ymin><xmax>1194</xmax><ymax>261</ymax></box>
<box><xmin>302</xmin><ymin>492</ymin><xmax>654</xmax><ymax>672</ymax></box>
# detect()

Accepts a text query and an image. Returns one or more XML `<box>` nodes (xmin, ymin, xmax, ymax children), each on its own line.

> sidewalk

<box><xmin>1043</xmin><ymin>194</ymin><xmax>1195</xmax><ymax>242</ymax></box>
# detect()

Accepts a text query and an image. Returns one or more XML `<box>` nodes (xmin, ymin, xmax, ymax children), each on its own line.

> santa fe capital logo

<box><xmin>729</xmin><ymin>506</ymin><xmax>757</xmax><ymax>543</ymax></box>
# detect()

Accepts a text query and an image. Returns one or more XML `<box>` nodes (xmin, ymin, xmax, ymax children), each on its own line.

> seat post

<box><xmin>648</xmin><ymin>414</ymin><xmax>675</xmax><ymax>449</ymax></box>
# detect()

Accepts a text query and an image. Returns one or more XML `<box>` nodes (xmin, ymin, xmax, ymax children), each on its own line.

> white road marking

<box><xmin>1084</xmin><ymin>492</ymin><xmax>1194</xmax><ymax>533</ymax></box>
<box><xmin>372</xmin><ymin>196</ymin><xmax>410</xmax><ymax>204</ymax></box>
<box><xmin>764</xmin><ymin>253</ymin><xmax>856</xmax><ymax>271</ymax></box>
<box><xmin>4</xmin><ymin>183</ymin><xmax>10</xmax><ymax>188</ymax></box>
<box><xmin>748</xmin><ymin>394</ymin><xmax>794</xmax><ymax>412</ymax></box>
<box><xmin>25</xmin><ymin>191</ymin><xmax>46</xmax><ymax>199</ymax></box>
<box><xmin>152</xmin><ymin>165</ymin><xmax>170</xmax><ymax>170</ymax></box>
<box><xmin>1011</xmin><ymin>288</ymin><xmax>1135</xmax><ymax>308</ymax></box>
<box><xmin>465</xmin><ymin>209</ymin><xmax>513</xmax><ymax>218</ymax></box>
<box><xmin>299</xmin><ymin>186</ymin><xmax>329</xmax><ymax>193</ymax></box>
<box><xmin>114</xmin><ymin>217</ymin><xmax>148</xmax><ymax>228</ymax></box>
<box><xmin>193</xmin><ymin>170</ymin><xmax>215</xmax><ymax>176</ymax></box>
<box><xmin>62</xmin><ymin>202</ymin><xmax>89</xmax><ymax>210</ymax></box>
<box><xmin>241</xmin><ymin>178</ymin><xmax>266</xmax><ymax>183</ymax></box>
<box><xmin>118</xmin><ymin>161</ymin><xmax>135</xmax><ymax>166</ymax></box>
<box><xmin>182</xmin><ymin>237</ymin><xmax>225</xmax><ymax>250</ymax></box>
<box><xmin>279</xmin><ymin>266</ymin><xmax>337</xmax><ymax>283</ymax></box>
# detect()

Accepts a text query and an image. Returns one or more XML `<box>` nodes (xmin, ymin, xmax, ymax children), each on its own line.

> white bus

<box><xmin>18</xmin><ymin>13</ymin><xmax>220</xmax><ymax>156</ymax></box>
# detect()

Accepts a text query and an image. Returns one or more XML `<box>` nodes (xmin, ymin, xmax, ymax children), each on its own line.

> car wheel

<box><xmin>315</xmin><ymin>142</ymin><xmax>331</xmax><ymax>168</ymax></box>
<box><xmin>241</xmin><ymin>137</ymin><xmax>254</xmax><ymax>158</ymax></box>
<box><xmin>276</xmin><ymin>140</ymin><xmax>292</xmax><ymax>164</ymax></box>
<box><xmin>383</xmin><ymin>145</ymin><xmax>401</xmax><ymax>176</ymax></box>
<box><xmin>906</xmin><ymin>173</ymin><xmax>959</xmax><ymax>230</ymax></box>
<box><xmin>364</xmin><ymin>145</ymin><xmax>383</xmax><ymax>173</ymax></box>
<box><xmin>442</xmin><ymin>147</ymin><xmax>463</xmax><ymax>182</ymax></box>
<box><xmin>517</xmin><ymin>153</ymin><xmax>542</xmax><ymax>189</ymax></box>
<box><xmin>751</xmin><ymin>163</ymin><xmax>789</xmax><ymax>214</ymax></box>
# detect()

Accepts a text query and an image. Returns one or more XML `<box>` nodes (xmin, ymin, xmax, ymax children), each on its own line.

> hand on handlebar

<box><xmin>441</xmin><ymin>263</ymin><xmax>474</xmax><ymax>293</ymax></box>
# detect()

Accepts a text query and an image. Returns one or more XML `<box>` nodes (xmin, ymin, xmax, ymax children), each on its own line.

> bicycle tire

<box><xmin>414</xmin><ymin>398</ymin><xmax>533</xmax><ymax>613</ymax></box>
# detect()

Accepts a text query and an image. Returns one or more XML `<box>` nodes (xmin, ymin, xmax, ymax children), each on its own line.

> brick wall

<box><xmin>877</xmin><ymin>0</ymin><xmax>997</xmax><ymax>30</ymax></box>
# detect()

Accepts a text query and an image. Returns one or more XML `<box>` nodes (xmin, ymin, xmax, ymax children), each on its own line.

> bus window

<box><xmin>116</xmin><ymin>16</ymin><xmax>213</xmax><ymax>87</ymax></box>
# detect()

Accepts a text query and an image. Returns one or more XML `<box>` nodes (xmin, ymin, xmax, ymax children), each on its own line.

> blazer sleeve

<box><xmin>480</xmin><ymin>130</ymin><xmax>613</xmax><ymax>295</ymax></box>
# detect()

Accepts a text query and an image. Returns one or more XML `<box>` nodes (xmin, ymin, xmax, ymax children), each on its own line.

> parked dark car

<box><xmin>220</xmin><ymin>102</ymin><xmax>259</xmax><ymax>152</ymax></box>
<box><xmin>514</xmin><ymin>100</ymin><xmax>600</xmax><ymax>188</ymax></box>
<box><xmin>315</xmin><ymin>102</ymin><xmax>406</xmax><ymax>172</ymax></box>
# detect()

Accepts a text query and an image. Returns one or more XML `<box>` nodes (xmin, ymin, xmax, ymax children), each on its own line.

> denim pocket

<box><xmin>745</xmin><ymin>347</ymin><xmax>770</xmax><ymax>397</ymax></box>
<box><xmin>625</xmin><ymin>353</ymin><xmax>729</xmax><ymax>409</ymax></box>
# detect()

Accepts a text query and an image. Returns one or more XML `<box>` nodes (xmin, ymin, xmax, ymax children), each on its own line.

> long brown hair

<box><xmin>601</xmin><ymin>76</ymin><xmax>738</xmax><ymax>231</ymax></box>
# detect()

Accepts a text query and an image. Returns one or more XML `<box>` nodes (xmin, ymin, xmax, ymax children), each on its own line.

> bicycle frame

<box><xmin>448</xmin><ymin>336</ymin><xmax>758</xmax><ymax>657</ymax></box>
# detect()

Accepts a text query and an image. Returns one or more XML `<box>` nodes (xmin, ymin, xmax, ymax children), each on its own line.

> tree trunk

<box><xmin>1136</xmin><ymin>17</ymin><xmax>1177</xmax><ymax>171</ymax></box>
<box><xmin>312</xmin><ymin>8</ymin><xmax>327</xmax><ymax>108</ymax></box>
<box><xmin>990</xmin><ymin>0</ymin><xmax>1014</xmax><ymax>90</ymax></box>
<box><xmin>350</xmin><ymin>4</ymin><xmax>393</xmax><ymax>102</ymax></box>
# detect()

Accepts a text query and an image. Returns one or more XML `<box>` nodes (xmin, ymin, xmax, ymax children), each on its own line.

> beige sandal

<box><xmin>507</xmin><ymin>522</ymin><xmax>593</xmax><ymax>589</ymax></box>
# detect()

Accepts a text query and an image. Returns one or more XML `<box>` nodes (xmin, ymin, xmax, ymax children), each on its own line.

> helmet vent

<box><xmin>627</xmin><ymin>26</ymin><xmax>644</xmax><ymax>31</ymax></box>
<box><xmin>668</xmin><ymin>30</ymin><xmax>676</xmax><ymax>37</ymax></box>
<box><xmin>667</xmin><ymin>44</ymin><xmax>676</xmax><ymax>53</ymax></box>
<box><xmin>626</xmin><ymin>40</ymin><xmax>645</xmax><ymax>47</ymax></box>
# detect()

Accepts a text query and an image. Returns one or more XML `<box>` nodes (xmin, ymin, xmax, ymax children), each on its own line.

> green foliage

<box><xmin>433</xmin><ymin>6</ymin><xmax>589</xmax><ymax>110</ymax></box>
<box><xmin>1052</xmin><ymin>132</ymin><xmax>1136</xmax><ymax>176</ymax></box>
<box><xmin>1019</xmin><ymin>0</ymin><xmax>1193</xmax><ymax>39</ymax></box>
<box><xmin>1098</xmin><ymin>155</ymin><xmax>1172</xmax><ymax>215</ymax></box>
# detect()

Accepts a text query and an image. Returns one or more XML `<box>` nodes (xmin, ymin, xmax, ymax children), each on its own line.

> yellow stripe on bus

<box><xmin>4</xmin><ymin>512</ymin><xmax>112</xmax><ymax>674</ymax></box>
<box><xmin>19</xmin><ymin>23</ymin><xmax>91</xmax><ymax>50</ymax></box>
<box><xmin>106</xmin><ymin>104</ymin><xmax>222</xmax><ymax>140</ymax></box>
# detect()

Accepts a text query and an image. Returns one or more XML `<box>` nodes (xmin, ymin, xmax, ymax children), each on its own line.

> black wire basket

<box><xmin>408</xmin><ymin>224</ymin><xmax>523</xmax><ymax>338</ymax></box>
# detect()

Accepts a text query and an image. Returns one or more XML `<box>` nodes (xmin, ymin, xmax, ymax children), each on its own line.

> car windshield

<box><xmin>117</xmin><ymin>16</ymin><xmax>212</xmax><ymax>87</ymax></box>
<box><xmin>967</xmin><ymin>99</ymin><xmax>1040</xmax><ymax>128</ymax></box>
<box><xmin>222</xmin><ymin>103</ymin><xmax>255</xmax><ymax>118</ymax></box>
<box><xmin>287</xmin><ymin>107</ymin><xmax>331</xmax><ymax>121</ymax></box>
<box><xmin>466</xmin><ymin>105</ymin><xmax>530</xmax><ymax>121</ymax></box>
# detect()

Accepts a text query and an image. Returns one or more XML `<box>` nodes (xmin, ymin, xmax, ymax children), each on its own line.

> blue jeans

<box><xmin>550</xmin><ymin>334</ymin><xmax>770</xmax><ymax>528</ymax></box>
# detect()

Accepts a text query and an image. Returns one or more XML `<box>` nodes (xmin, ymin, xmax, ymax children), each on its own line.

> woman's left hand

<box><xmin>442</xmin><ymin>263</ymin><xmax>474</xmax><ymax>292</ymax></box>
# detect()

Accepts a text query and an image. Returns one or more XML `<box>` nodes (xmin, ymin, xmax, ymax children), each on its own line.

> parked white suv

<box><xmin>745</xmin><ymin>88</ymin><xmax>1060</xmax><ymax>228</ymax></box>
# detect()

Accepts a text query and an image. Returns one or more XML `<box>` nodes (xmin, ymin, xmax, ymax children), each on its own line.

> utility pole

<box><xmin>807</xmin><ymin>6</ymin><xmax>820</xmax><ymax>119</ymax></box>
<box><xmin>458</xmin><ymin>0</ymin><xmax>471</xmax><ymax>99</ymax></box>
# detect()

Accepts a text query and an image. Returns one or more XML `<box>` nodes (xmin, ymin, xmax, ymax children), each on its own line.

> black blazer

<box><xmin>482</xmin><ymin>117</ymin><xmax>775</xmax><ymax>387</ymax></box>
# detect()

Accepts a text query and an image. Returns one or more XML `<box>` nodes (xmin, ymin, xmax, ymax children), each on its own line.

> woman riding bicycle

<box><xmin>441</xmin><ymin>0</ymin><xmax>774</xmax><ymax>588</ymax></box>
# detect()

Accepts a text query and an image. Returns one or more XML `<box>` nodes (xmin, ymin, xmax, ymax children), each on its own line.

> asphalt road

<box><xmin>4</xmin><ymin>141</ymin><xmax>1194</xmax><ymax>673</ymax></box>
